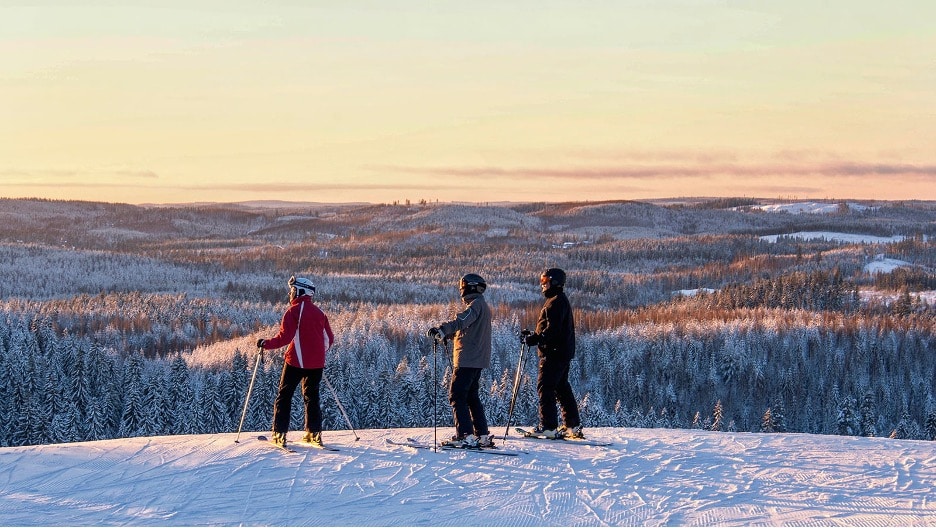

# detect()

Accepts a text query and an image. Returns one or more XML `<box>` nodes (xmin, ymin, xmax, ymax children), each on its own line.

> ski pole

<box><xmin>504</xmin><ymin>330</ymin><xmax>531</xmax><ymax>442</ymax></box>
<box><xmin>235</xmin><ymin>346</ymin><xmax>263</xmax><ymax>444</ymax></box>
<box><xmin>324</xmin><ymin>373</ymin><xmax>360</xmax><ymax>441</ymax></box>
<box><xmin>432</xmin><ymin>337</ymin><xmax>439</xmax><ymax>452</ymax></box>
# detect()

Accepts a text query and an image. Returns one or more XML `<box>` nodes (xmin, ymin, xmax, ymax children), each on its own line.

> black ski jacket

<box><xmin>535</xmin><ymin>287</ymin><xmax>576</xmax><ymax>361</ymax></box>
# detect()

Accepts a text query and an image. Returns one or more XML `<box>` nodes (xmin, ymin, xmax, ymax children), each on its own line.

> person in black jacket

<box><xmin>523</xmin><ymin>268</ymin><xmax>583</xmax><ymax>439</ymax></box>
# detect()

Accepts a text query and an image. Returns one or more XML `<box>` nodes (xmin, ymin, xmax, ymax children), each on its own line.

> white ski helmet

<box><xmin>288</xmin><ymin>276</ymin><xmax>316</xmax><ymax>297</ymax></box>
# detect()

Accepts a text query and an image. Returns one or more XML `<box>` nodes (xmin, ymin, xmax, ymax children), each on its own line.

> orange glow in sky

<box><xmin>2</xmin><ymin>2</ymin><xmax>934</xmax><ymax>204</ymax></box>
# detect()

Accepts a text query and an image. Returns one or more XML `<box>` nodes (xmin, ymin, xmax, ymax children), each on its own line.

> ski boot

<box><xmin>442</xmin><ymin>434</ymin><xmax>480</xmax><ymax>448</ymax></box>
<box><xmin>559</xmin><ymin>425</ymin><xmax>585</xmax><ymax>439</ymax></box>
<box><xmin>530</xmin><ymin>426</ymin><xmax>561</xmax><ymax>439</ymax></box>
<box><xmin>302</xmin><ymin>431</ymin><xmax>323</xmax><ymax>446</ymax></box>
<box><xmin>271</xmin><ymin>431</ymin><xmax>288</xmax><ymax>448</ymax></box>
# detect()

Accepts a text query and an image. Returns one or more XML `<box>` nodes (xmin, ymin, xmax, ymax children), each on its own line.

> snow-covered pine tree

<box><xmin>169</xmin><ymin>354</ymin><xmax>197</xmax><ymax>434</ymax></box>
<box><xmin>141</xmin><ymin>369</ymin><xmax>168</xmax><ymax>437</ymax></box>
<box><xmin>890</xmin><ymin>407</ymin><xmax>918</xmax><ymax>440</ymax></box>
<box><xmin>836</xmin><ymin>397</ymin><xmax>858</xmax><ymax>436</ymax></box>
<box><xmin>859</xmin><ymin>392</ymin><xmax>876</xmax><ymax>437</ymax></box>
<box><xmin>711</xmin><ymin>400</ymin><xmax>724</xmax><ymax>432</ymax></box>
<box><xmin>925</xmin><ymin>408</ymin><xmax>936</xmax><ymax>441</ymax></box>
<box><xmin>761</xmin><ymin>408</ymin><xmax>777</xmax><ymax>433</ymax></box>
<box><xmin>118</xmin><ymin>353</ymin><xmax>146</xmax><ymax>438</ymax></box>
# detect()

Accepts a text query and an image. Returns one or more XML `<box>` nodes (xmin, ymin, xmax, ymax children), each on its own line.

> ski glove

<box><xmin>427</xmin><ymin>327</ymin><xmax>444</xmax><ymax>341</ymax></box>
<box><xmin>256</xmin><ymin>338</ymin><xmax>266</xmax><ymax>349</ymax></box>
<box><xmin>523</xmin><ymin>333</ymin><xmax>540</xmax><ymax>346</ymax></box>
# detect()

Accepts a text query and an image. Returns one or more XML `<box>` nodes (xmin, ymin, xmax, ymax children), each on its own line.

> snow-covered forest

<box><xmin>0</xmin><ymin>197</ymin><xmax>934</xmax><ymax>447</ymax></box>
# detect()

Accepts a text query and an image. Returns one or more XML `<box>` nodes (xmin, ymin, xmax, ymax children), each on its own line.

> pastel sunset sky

<box><xmin>3</xmin><ymin>1</ymin><xmax>934</xmax><ymax>204</ymax></box>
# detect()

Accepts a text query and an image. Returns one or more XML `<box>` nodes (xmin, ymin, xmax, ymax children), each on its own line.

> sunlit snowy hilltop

<box><xmin>1</xmin><ymin>426</ymin><xmax>934</xmax><ymax>526</ymax></box>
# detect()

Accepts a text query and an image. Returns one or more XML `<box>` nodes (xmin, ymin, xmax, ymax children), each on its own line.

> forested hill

<box><xmin>1</xmin><ymin>197</ymin><xmax>931</xmax><ymax>252</ymax></box>
<box><xmin>0</xmin><ymin>197</ymin><xmax>933</xmax><ymax>448</ymax></box>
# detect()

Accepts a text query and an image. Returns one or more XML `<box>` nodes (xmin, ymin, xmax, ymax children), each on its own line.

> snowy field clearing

<box><xmin>746</xmin><ymin>202</ymin><xmax>874</xmax><ymax>215</ymax></box>
<box><xmin>759</xmin><ymin>231</ymin><xmax>906</xmax><ymax>244</ymax></box>
<box><xmin>1</xmin><ymin>427</ymin><xmax>933</xmax><ymax>526</ymax></box>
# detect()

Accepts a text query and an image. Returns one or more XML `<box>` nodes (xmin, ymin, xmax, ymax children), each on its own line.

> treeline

<box><xmin>0</xmin><ymin>293</ymin><xmax>278</xmax><ymax>358</ymax></box>
<box><xmin>873</xmin><ymin>267</ymin><xmax>936</xmax><ymax>292</ymax></box>
<box><xmin>700</xmin><ymin>268</ymin><xmax>855</xmax><ymax>312</ymax></box>
<box><xmin>3</xmin><ymin>264</ymin><xmax>926</xmax><ymax>366</ymax></box>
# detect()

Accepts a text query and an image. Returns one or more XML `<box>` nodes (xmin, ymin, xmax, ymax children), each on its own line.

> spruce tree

<box><xmin>836</xmin><ymin>397</ymin><xmax>858</xmax><ymax>436</ymax></box>
<box><xmin>141</xmin><ymin>370</ymin><xmax>168</xmax><ymax>437</ymax></box>
<box><xmin>711</xmin><ymin>400</ymin><xmax>723</xmax><ymax>432</ymax></box>
<box><xmin>169</xmin><ymin>354</ymin><xmax>196</xmax><ymax>434</ymax></box>
<box><xmin>770</xmin><ymin>400</ymin><xmax>787</xmax><ymax>433</ymax></box>
<box><xmin>761</xmin><ymin>408</ymin><xmax>776</xmax><ymax>433</ymax></box>
<box><xmin>890</xmin><ymin>408</ymin><xmax>916</xmax><ymax>440</ymax></box>
<box><xmin>690</xmin><ymin>411</ymin><xmax>703</xmax><ymax>430</ymax></box>
<box><xmin>86</xmin><ymin>395</ymin><xmax>110</xmax><ymax>441</ymax></box>
<box><xmin>859</xmin><ymin>392</ymin><xmax>876</xmax><ymax>437</ymax></box>
<box><xmin>118</xmin><ymin>354</ymin><xmax>146</xmax><ymax>438</ymax></box>
<box><xmin>925</xmin><ymin>409</ymin><xmax>936</xmax><ymax>441</ymax></box>
<box><xmin>38</xmin><ymin>371</ymin><xmax>61</xmax><ymax>444</ymax></box>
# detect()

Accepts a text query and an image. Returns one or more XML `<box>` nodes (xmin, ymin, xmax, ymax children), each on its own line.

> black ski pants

<box><xmin>449</xmin><ymin>367</ymin><xmax>489</xmax><ymax>438</ymax></box>
<box><xmin>272</xmin><ymin>362</ymin><xmax>323</xmax><ymax>435</ymax></box>
<box><xmin>537</xmin><ymin>356</ymin><xmax>580</xmax><ymax>431</ymax></box>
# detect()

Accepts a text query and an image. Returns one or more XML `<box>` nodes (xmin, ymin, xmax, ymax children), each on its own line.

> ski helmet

<box><xmin>541</xmin><ymin>268</ymin><xmax>566</xmax><ymax>289</ymax></box>
<box><xmin>288</xmin><ymin>276</ymin><xmax>316</xmax><ymax>297</ymax></box>
<box><xmin>459</xmin><ymin>273</ymin><xmax>487</xmax><ymax>296</ymax></box>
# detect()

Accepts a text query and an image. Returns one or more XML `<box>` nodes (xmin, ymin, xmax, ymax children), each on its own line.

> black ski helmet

<box><xmin>459</xmin><ymin>273</ymin><xmax>487</xmax><ymax>296</ymax></box>
<box><xmin>541</xmin><ymin>268</ymin><xmax>566</xmax><ymax>289</ymax></box>
<box><xmin>288</xmin><ymin>276</ymin><xmax>316</xmax><ymax>297</ymax></box>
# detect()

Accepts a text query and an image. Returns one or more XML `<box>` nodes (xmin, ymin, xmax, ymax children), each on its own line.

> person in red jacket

<box><xmin>257</xmin><ymin>276</ymin><xmax>334</xmax><ymax>448</ymax></box>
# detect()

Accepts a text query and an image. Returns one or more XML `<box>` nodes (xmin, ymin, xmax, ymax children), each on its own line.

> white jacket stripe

<box><xmin>294</xmin><ymin>302</ymin><xmax>304</xmax><ymax>368</ymax></box>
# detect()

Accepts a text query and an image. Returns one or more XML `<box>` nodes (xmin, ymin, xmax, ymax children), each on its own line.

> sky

<box><xmin>2</xmin><ymin>1</ymin><xmax>935</xmax><ymax>205</ymax></box>
<box><xmin>1</xmin><ymin>426</ymin><xmax>934</xmax><ymax>526</ymax></box>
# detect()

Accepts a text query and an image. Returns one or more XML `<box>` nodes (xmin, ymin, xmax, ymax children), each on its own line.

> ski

<box><xmin>257</xmin><ymin>435</ymin><xmax>297</xmax><ymax>453</ymax></box>
<box><xmin>295</xmin><ymin>440</ymin><xmax>340</xmax><ymax>452</ymax></box>
<box><xmin>513</xmin><ymin>427</ymin><xmax>613</xmax><ymax>447</ymax></box>
<box><xmin>388</xmin><ymin>438</ymin><xmax>523</xmax><ymax>456</ymax></box>
<box><xmin>385</xmin><ymin>438</ymin><xmax>433</xmax><ymax>450</ymax></box>
<box><xmin>258</xmin><ymin>434</ymin><xmax>340</xmax><ymax>452</ymax></box>
<box><xmin>439</xmin><ymin>445</ymin><xmax>520</xmax><ymax>457</ymax></box>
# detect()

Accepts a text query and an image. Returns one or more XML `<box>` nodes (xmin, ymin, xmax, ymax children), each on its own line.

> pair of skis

<box><xmin>258</xmin><ymin>435</ymin><xmax>340</xmax><ymax>454</ymax></box>
<box><xmin>385</xmin><ymin>438</ymin><xmax>523</xmax><ymax>457</ymax></box>
<box><xmin>511</xmin><ymin>427</ymin><xmax>613</xmax><ymax>447</ymax></box>
<box><xmin>385</xmin><ymin>430</ymin><xmax>612</xmax><ymax>455</ymax></box>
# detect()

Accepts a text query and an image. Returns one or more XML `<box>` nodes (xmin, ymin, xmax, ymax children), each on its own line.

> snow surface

<box><xmin>672</xmin><ymin>288</ymin><xmax>716</xmax><ymax>297</ymax></box>
<box><xmin>864</xmin><ymin>255</ymin><xmax>913</xmax><ymax>274</ymax></box>
<box><xmin>2</xmin><ymin>427</ymin><xmax>934</xmax><ymax>526</ymax></box>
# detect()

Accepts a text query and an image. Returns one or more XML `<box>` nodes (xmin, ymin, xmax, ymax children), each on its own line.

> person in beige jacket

<box><xmin>427</xmin><ymin>273</ymin><xmax>493</xmax><ymax>448</ymax></box>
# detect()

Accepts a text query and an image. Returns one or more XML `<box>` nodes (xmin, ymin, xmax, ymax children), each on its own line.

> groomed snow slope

<box><xmin>1</xmin><ymin>427</ymin><xmax>934</xmax><ymax>526</ymax></box>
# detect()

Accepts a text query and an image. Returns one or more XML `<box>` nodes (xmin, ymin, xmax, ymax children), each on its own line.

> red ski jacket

<box><xmin>262</xmin><ymin>295</ymin><xmax>334</xmax><ymax>369</ymax></box>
